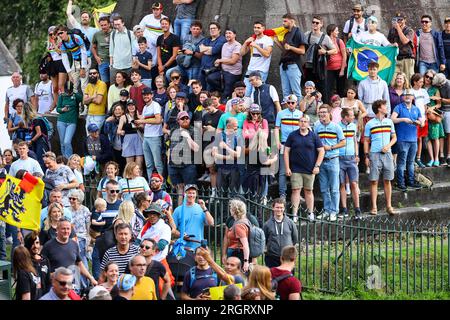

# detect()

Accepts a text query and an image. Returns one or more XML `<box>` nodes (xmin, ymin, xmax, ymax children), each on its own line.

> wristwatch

<box><xmin>314</xmin><ymin>164</ymin><xmax>320</xmax><ymax>168</ymax></box>
<box><xmin>243</xmin><ymin>259</ymin><xmax>249</xmax><ymax>263</ymax></box>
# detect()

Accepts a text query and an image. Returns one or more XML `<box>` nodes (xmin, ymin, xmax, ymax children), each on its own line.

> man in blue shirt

<box><xmin>314</xmin><ymin>105</ymin><xmax>346</xmax><ymax>221</ymax></box>
<box><xmin>172</xmin><ymin>184</ymin><xmax>214</xmax><ymax>251</ymax></box>
<box><xmin>364</xmin><ymin>100</ymin><xmax>399</xmax><ymax>215</ymax></box>
<box><xmin>338</xmin><ymin>108</ymin><xmax>361</xmax><ymax>219</ymax></box>
<box><xmin>275</xmin><ymin>94</ymin><xmax>302</xmax><ymax>198</ymax></box>
<box><xmin>391</xmin><ymin>89</ymin><xmax>423</xmax><ymax>191</ymax></box>
<box><xmin>284</xmin><ymin>114</ymin><xmax>324</xmax><ymax>222</ymax></box>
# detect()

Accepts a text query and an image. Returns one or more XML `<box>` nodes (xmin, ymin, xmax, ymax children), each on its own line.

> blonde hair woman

<box><xmin>245</xmin><ymin>265</ymin><xmax>275</xmax><ymax>300</ymax></box>
<box><xmin>23</xmin><ymin>102</ymin><xmax>50</xmax><ymax>169</ymax></box>
<box><xmin>118</xmin><ymin>162</ymin><xmax>150</xmax><ymax>201</ymax></box>
<box><xmin>39</xmin><ymin>203</ymin><xmax>68</xmax><ymax>246</ymax></box>
<box><xmin>223</xmin><ymin>199</ymin><xmax>251</xmax><ymax>273</ymax></box>
<box><xmin>116</xmin><ymin>200</ymin><xmax>136</xmax><ymax>225</ymax></box>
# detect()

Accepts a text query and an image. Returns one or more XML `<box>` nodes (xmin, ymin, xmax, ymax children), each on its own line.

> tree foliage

<box><xmin>0</xmin><ymin>0</ymin><xmax>113</xmax><ymax>84</ymax></box>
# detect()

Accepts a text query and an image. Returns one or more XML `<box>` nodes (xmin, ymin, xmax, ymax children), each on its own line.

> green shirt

<box><xmin>56</xmin><ymin>93</ymin><xmax>83</xmax><ymax>124</ymax></box>
<box><xmin>217</xmin><ymin>112</ymin><xmax>247</xmax><ymax>132</ymax></box>
<box><xmin>92</xmin><ymin>30</ymin><xmax>112</xmax><ymax>62</ymax></box>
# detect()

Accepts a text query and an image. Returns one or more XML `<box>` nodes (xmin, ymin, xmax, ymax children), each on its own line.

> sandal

<box><xmin>387</xmin><ymin>207</ymin><xmax>399</xmax><ymax>215</ymax></box>
<box><xmin>370</xmin><ymin>208</ymin><xmax>377</xmax><ymax>215</ymax></box>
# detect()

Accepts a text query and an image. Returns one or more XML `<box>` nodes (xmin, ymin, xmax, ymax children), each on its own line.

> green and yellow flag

<box><xmin>93</xmin><ymin>2</ymin><xmax>117</xmax><ymax>29</ymax></box>
<box><xmin>346</xmin><ymin>38</ymin><xmax>398</xmax><ymax>84</ymax></box>
<box><xmin>0</xmin><ymin>173</ymin><xmax>44</xmax><ymax>231</ymax></box>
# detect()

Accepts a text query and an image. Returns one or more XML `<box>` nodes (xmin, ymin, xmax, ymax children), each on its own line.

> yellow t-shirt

<box><xmin>131</xmin><ymin>276</ymin><xmax>157</xmax><ymax>300</ymax></box>
<box><xmin>85</xmin><ymin>80</ymin><xmax>108</xmax><ymax>115</ymax></box>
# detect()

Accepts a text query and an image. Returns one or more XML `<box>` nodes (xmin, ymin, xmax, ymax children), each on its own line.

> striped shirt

<box><xmin>100</xmin><ymin>244</ymin><xmax>140</xmax><ymax>275</ymax></box>
<box><xmin>339</xmin><ymin>121</ymin><xmax>357</xmax><ymax>156</ymax></box>
<box><xmin>364</xmin><ymin>117</ymin><xmax>396</xmax><ymax>153</ymax></box>
<box><xmin>275</xmin><ymin>108</ymin><xmax>302</xmax><ymax>143</ymax></box>
<box><xmin>314</xmin><ymin>121</ymin><xmax>345</xmax><ymax>158</ymax></box>
<box><xmin>118</xmin><ymin>177</ymin><xmax>150</xmax><ymax>201</ymax></box>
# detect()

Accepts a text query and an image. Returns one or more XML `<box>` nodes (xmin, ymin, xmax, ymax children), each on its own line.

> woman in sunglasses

<box><xmin>24</xmin><ymin>232</ymin><xmax>52</xmax><ymax>296</ymax></box>
<box><xmin>46</xmin><ymin>26</ymin><xmax>68</xmax><ymax>110</ymax></box>
<box><xmin>12</xmin><ymin>245</ymin><xmax>44</xmax><ymax>300</ymax></box>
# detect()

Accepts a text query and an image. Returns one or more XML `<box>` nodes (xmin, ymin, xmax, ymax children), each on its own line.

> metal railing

<box><xmin>83</xmin><ymin>181</ymin><xmax>450</xmax><ymax>295</ymax></box>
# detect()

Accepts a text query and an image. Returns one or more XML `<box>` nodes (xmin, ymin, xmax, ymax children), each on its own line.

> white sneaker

<box><xmin>346</xmin><ymin>183</ymin><xmax>351</xmax><ymax>195</ymax></box>
<box><xmin>328</xmin><ymin>214</ymin><xmax>337</xmax><ymax>222</ymax></box>
<box><xmin>308</xmin><ymin>213</ymin><xmax>315</xmax><ymax>222</ymax></box>
<box><xmin>316</xmin><ymin>213</ymin><xmax>328</xmax><ymax>220</ymax></box>
<box><xmin>198</xmin><ymin>173</ymin><xmax>208</xmax><ymax>181</ymax></box>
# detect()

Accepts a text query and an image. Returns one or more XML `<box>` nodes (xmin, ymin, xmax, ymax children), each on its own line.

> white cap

<box><xmin>88</xmin><ymin>286</ymin><xmax>110</xmax><ymax>300</ymax></box>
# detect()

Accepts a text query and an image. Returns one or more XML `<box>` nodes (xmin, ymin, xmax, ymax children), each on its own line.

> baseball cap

<box><xmin>367</xmin><ymin>16</ymin><xmax>378</xmax><ymax>23</ymax></box>
<box><xmin>184</xmin><ymin>184</ymin><xmax>198</xmax><ymax>192</ymax></box>
<box><xmin>152</xmin><ymin>2</ymin><xmax>163</xmax><ymax>9</ymax></box>
<box><xmin>353</xmin><ymin>4</ymin><xmax>363</xmax><ymax>11</ymax></box>
<box><xmin>394</xmin><ymin>12</ymin><xmax>406</xmax><ymax>19</ymax></box>
<box><xmin>88</xmin><ymin>286</ymin><xmax>111</xmax><ymax>300</ymax></box>
<box><xmin>304</xmin><ymin>81</ymin><xmax>316</xmax><ymax>88</ymax></box>
<box><xmin>48</xmin><ymin>26</ymin><xmax>56</xmax><ymax>35</ymax></box>
<box><xmin>144</xmin><ymin>203</ymin><xmax>163</xmax><ymax>216</ymax></box>
<box><xmin>117</xmin><ymin>274</ymin><xmax>137</xmax><ymax>291</ymax></box>
<box><xmin>286</xmin><ymin>94</ymin><xmax>298</xmax><ymax>103</ymax></box>
<box><xmin>177</xmin><ymin>111</ymin><xmax>190</xmax><ymax>120</ymax></box>
<box><xmin>230</xmin><ymin>98</ymin><xmax>244</xmax><ymax>106</ymax></box>
<box><xmin>445</xmin><ymin>17</ymin><xmax>450</xmax><ymax>23</ymax></box>
<box><xmin>401</xmin><ymin>89</ymin><xmax>415</xmax><ymax>96</ymax></box>
<box><xmin>233</xmin><ymin>81</ymin><xmax>246</xmax><ymax>89</ymax></box>
<box><xmin>142</xmin><ymin>87</ymin><xmax>153</xmax><ymax>95</ymax></box>
<box><xmin>151</xmin><ymin>172</ymin><xmax>164</xmax><ymax>181</ymax></box>
<box><xmin>175</xmin><ymin>92</ymin><xmax>187</xmax><ymax>99</ymax></box>
<box><xmin>133</xmin><ymin>25</ymin><xmax>144</xmax><ymax>33</ymax></box>
<box><xmin>126</xmin><ymin>99</ymin><xmax>136</xmax><ymax>106</ymax></box>
<box><xmin>87</xmin><ymin>123</ymin><xmax>99</xmax><ymax>133</ymax></box>
<box><xmin>120</xmin><ymin>89</ymin><xmax>130</xmax><ymax>97</ymax></box>
<box><xmin>249</xmin><ymin>104</ymin><xmax>262</xmax><ymax>113</ymax></box>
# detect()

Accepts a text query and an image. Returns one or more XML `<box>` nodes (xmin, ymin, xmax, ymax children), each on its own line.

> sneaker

<box><xmin>339</xmin><ymin>208</ymin><xmax>349</xmax><ymax>218</ymax></box>
<box><xmin>316</xmin><ymin>212</ymin><xmax>329</xmax><ymax>220</ymax></box>
<box><xmin>407</xmin><ymin>182</ymin><xmax>422</xmax><ymax>190</ymax></box>
<box><xmin>416</xmin><ymin>159</ymin><xmax>426</xmax><ymax>168</ymax></box>
<box><xmin>433</xmin><ymin>161</ymin><xmax>440</xmax><ymax>167</ymax></box>
<box><xmin>440</xmin><ymin>156</ymin><xmax>445</xmax><ymax>164</ymax></box>
<box><xmin>426</xmin><ymin>160</ymin><xmax>434</xmax><ymax>167</ymax></box>
<box><xmin>396</xmin><ymin>184</ymin><xmax>407</xmax><ymax>192</ymax></box>
<box><xmin>447</xmin><ymin>158</ymin><xmax>450</xmax><ymax>166</ymax></box>
<box><xmin>308</xmin><ymin>213</ymin><xmax>315</xmax><ymax>222</ymax></box>
<box><xmin>354</xmin><ymin>208</ymin><xmax>362</xmax><ymax>220</ymax></box>
<box><xmin>328</xmin><ymin>214</ymin><xmax>337</xmax><ymax>222</ymax></box>
<box><xmin>203</xmin><ymin>175</ymin><xmax>211</xmax><ymax>183</ymax></box>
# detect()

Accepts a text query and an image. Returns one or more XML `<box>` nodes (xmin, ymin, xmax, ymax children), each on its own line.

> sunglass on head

<box><xmin>140</xmin><ymin>244</ymin><xmax>152</xmax><ymax>250</ymax></box>
<box><xmin>109</xmin><ymin>190</ymin><xmax>120</xmax><ymax>193</ymax></box>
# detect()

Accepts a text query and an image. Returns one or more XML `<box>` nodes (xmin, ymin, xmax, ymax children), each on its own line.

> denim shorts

<box><xmin>369</xmin><ymin>152</ymin><xmax>395</xmax><ymax>181</ymax></box>
<box><xmin>339</xmin><ymin>156</ymin><xmax>359</xmax><ymax>183</ymax></box>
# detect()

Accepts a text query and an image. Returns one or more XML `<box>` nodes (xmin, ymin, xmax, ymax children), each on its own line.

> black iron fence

<box><xmin>83</xmin><ymin>179</ymin><xmax>450</xmax><ymax>295</ymax></box>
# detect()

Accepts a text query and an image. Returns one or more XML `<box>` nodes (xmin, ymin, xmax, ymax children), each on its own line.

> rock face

<box><xmin>115</xmin><ymin>0</ymin><xmax>450</xmax><ymax>90</ymax></box>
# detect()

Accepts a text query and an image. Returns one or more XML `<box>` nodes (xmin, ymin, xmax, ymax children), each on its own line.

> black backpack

<box><xmin>39</xmin><ymin>53</ymin><xmax>52</xmax><ymax>74</ymax></box>
<box><xmin>346</xmin><ymin>16</ymin><xmax>369</xmax><ymax>36</ymax></box>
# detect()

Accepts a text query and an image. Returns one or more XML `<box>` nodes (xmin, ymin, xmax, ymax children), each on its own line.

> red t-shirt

<box><xmin>270</xmin><ymin>267</ymin><xmax>301</xmax><ymax>300</ymax></box>
<box><xmin>130</xmin><ymin>84</ymin><xmax>148</xmax><ymax>114</ymax></box>
<box><xmin>327</xmin><ymin>38</ymin><xmax>345</xmax><ymax>71</ymax></box>
<box><xmin>227</xmin><ymin>223</ymin><xmax>249</xmax><ymax>249</ymax></box>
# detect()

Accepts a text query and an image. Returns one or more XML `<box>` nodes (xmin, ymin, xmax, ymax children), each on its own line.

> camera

<box><xmin>392</xmin><ymin>18</ymin><xmax>398</xmax><ymax>24</ymax></box>
<box><xmin>310</xmin><ymin>91</ymin><xmax>318</xmax><ymax>97</ymax></box>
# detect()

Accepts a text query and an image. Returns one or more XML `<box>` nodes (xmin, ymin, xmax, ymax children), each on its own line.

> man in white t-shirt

<box><xmin>354</xmin><ymin>16</ymin><xmax>391</xmax><ymax>47</ymax></box>
<box><xmin>342</xmin><ymin>4</ymin><xmax>367</xmax><ymax>43</ymax></box>
<box><xmin>139</xmin><ymin>2</ymin><xmax>173</xmax><ymax>70</ymax></box>
<box><xmin>241</xmin><ymin>21</ymin><xmax>274</xmax><ymax>97</ymax></box>
<box><xmin>4</xmin><ymin>72</ymin><xmax>34</xmax><ymax>122</ymax></box>
<box><xmin>135</xmin><ymin>87</ymin><xmax>163</xmax><ymax>178</ymax></box>
<box><xmin>34</xmin><ymin>72</ymin><xmax>54</xmax><ymax>114</ymax></box>
<box><xmin>9</xmin><ymin>141</ymin><xmax>43</xmax><ymax>177</ymax></box>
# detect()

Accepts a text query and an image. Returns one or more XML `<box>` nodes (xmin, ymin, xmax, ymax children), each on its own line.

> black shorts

<box><xmin>48</xmin><ymin>60</ymin><xmax>66</xmax><ymax>77</ymax></box>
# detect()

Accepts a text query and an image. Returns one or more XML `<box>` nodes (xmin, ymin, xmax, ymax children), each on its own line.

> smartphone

<box><xmin>310</xmin><ymin>91</ymin><xmax>317</xmax><ymax>97</ymax></box>
<box><xmin>201</xmin><ymin>239</ymin><xmax>208</xmax><ymax>248</ymax></box>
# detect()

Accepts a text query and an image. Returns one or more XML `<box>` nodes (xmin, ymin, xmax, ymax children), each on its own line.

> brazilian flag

<box><xmin>346</xmin><ymin>38</ymin><xmax>398</xmax><ymax>84</ymax></box>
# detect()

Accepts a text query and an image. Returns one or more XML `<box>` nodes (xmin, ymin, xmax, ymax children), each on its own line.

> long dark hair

<box><xmin>12</xmin><ymin>245</ymin><xmax>37</xmax><ymax>278</ymax></box>
<box><xmin>115</xmin><ymin>71</ymin><xmax>132</xmax><ymax>88</ymax></box>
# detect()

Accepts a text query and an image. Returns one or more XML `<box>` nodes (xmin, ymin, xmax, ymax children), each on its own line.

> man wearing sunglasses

<box><xmin>388</xmin><ymin>13</ymin><xmax>416</xmax><ymax>83</ymax></box>
<box><xmin>354</xmin><ymin>16</ymin><xmax>391</xmax><ymax>47</ymax></box>
<box><xmin>104</xmin><ymin>180</ymin><xmax>123</xmax><ymax>229</ymax></box>
<box><xmin>416</xmin><ymin>15</ymin><xmax>446</xmax><ymax>75</ymax></box>
<box><xmin>275</xmin><ymin>94</ymin><xmax>302</xmax><ymax>199</ymax></box>
<box><xmin>40</xmin><ymin>267</ymin><xmax>79</xmax><ymax>300</ymax></box>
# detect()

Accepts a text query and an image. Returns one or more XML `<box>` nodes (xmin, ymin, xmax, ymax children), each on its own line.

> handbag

<box><xmin>426</xmin><ymin>107</ymin><xmax>443</xmax><ymax>123</ymax></box>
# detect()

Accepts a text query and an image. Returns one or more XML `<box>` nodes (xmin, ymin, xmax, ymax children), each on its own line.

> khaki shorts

<box><xmin>291</xmin><ymin>172</ymin><xmax>315</xmax><ymax>190</ymax></box>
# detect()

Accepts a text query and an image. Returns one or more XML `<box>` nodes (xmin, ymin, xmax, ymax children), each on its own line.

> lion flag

<box><xmin>0</xmin><ymin>173</ymin><xmax>44</xmax><ymax>231</ymax></box>
<box><xmin>346</xmin><ymin>38</ymin><xmax>399</xmax><ymax>84</ymax></box>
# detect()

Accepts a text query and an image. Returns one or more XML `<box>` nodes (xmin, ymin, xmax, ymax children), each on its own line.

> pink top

<box><xmin>242</xmin><ymin>119</ymin><xmax>269</xmax><ymax>140</ymax></box>
<box><xmin>327</xmin><ymin>37</ymin><xmax>345</xmax><ymax>71</ymax></box>
<box><xmin>331</xmin><ymin>107</ymin><xmax>342</xmax><ymax>124</ymax></box>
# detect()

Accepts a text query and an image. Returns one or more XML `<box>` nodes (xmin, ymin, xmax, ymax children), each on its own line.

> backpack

<box><xmin>189</xmin><ymin>266</ymin><xmax>218</xmax><ymax>288</ymax></box>
<box><xmin>347</xmin><ymin>16</ymin><xmax>369</xmax><ymax>36</ymax></box>
<box><xmin>63</xmin><ymin>29</ymin><xmax>90</xmax><ymax>51</ymax></box>
<box><xmin>271</xmin><ymin>273</ymin><xmax>294</xmax><ymax>292</ymax></box>
<box><xmin>234</xmin><ymin>219</ymin><xmax>265</xmax><ymax>258</ymax></box>
<box><xmin>304</xmin><ymin>32</ymin><xmax>325</xmax><ymax>69</ymax></box>
<box><xmin>39</xmin><ymin>53</ymin><xmax>52</xmax><ymax>74</ymax></box>
<box><xmin>36</xmin><ymin>116</ymin><xmax>54</xmax><ymax>141</ymax></box>
<box><xmin>176</xmin><ymin>42</ymin><xmax>197</xmax><ymax>68</ymax></box>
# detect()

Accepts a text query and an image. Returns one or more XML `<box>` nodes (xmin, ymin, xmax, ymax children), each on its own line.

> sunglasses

<box><xmin>89</xmin><ymin>72</ymin><xmax>98</xmax><ymax>75</ymax></box>
<box><xmin>425</xmin><ymin>75</ymin><xmax>434</xmax><ymax>79</ymax></box>
<box><xmin>180</xmin><ymin>117</ymin><xmax>189</xmax><ymax>120</ymax></box>
<box><xmin>109</xmin><ymin>189</ymin><xmax>120</xmax><ymax>194</ymax></box>
<box><xmin>312</xmin><ymin>21</ymin><xmax>320</xmax><ymax>25</ymax></box>
<box><xmin>56</xmin><ymin>280</ymin><xmax>72</xmax><ymax>287</ymax></box>
<box><xmin>287</xmin><ymin>101</ymin><xmax>296</xmax><ymax>105</ymax></box>
<box><xmin>58</xmin><ymin>32</ymin><xmax>64</xmax><ymax>35</ymax></box>
<box><xmin>140</xmin><ymin>244</ymin><xmax>152</xmax><ymax>250</ymax></box>
<box><xmin>251</xmin><ymin>113</ymin><xmax>260</xmax><ymax>115</ymax></box>
<box><xmin>69</xmin><ymin>197</ymin><xmax>77</xmax><ymax>201</ymax></box>
<box><xmin>171</xmin><ymin>76</ymin><xmax>180</xmax><ymax>80</ymax></box>
<box><xmin>421</xmin><ymin>20</ymin><xmax>430</xmax><ymax>24</ymax></box>
<box><xmin>150</xmin><ymin>179</ymin><xmax>161</xmax><ymax>183</ymax></box>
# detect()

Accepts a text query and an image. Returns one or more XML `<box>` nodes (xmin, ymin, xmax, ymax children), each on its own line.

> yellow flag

<box><xmin>209</xmin><ymin>283</ymin><xmax>243</xmax><ymax>300</ymax></box>
<box><xmin>0</xmin><ymin>173</ymin><xmax>44</xmax><ymax>231</ymax></box>
<box><xmin>92</xmin><ymin>2</ymin><xmax>117</xmax><ymax>29</ymax></box>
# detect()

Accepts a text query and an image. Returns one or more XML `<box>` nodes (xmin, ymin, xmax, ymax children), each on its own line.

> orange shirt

<box><xmin>227</xmin><ymin>222</ymin><xmax>249</xmax><ymax>249</ymax></box>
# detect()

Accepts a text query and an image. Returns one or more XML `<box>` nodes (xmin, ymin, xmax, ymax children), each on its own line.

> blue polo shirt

<box><xmin>314</xmin><ymin>121</ymin><xmax>345</xmax><ymax>158</ymax></box>
<box><xmin>285</xmin><ymin>130</ymin><xmax>323</xmax><ymax>174</ymax></box>
<box><xmin>392</xmin><ymin>103</ymin><xmax>420</xmax><ymax>143</ymax></box>
<box><xmin>364</xmin><ymin>117</ymin><xmax>396</xmax><ymax>153</ymax></box>
<box><xmin>339</xmin><ymin>121</ymin><xmax>357</xmax><ymax>157</ymax></box>
<box><xmin>275</xmin><ymin>108</ymin><xmax>302</xmax><ymax>143</ymax></box>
